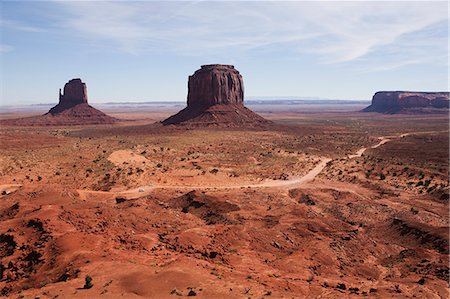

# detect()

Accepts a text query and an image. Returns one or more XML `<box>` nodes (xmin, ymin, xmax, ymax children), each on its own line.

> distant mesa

<box><xmin>162</xmin><ymin>64</ymin><xmax>270</xmax><ymax>127</ymax></box>
<box><xmin>1</xmin><ymin>78</ymin><xmax>117</xmax><ymax>126</ymax></box>
<box><xmin>363</xmin><ymin>91</ymin><xmax>450</xmax><ymax>114</ymax></box>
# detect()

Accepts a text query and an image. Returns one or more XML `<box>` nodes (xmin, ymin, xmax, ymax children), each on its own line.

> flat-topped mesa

<box><xmin>162</xmin><ymin>64</ymin><xmax>270</xmax><ymax>127</ymax></box>
<box><xmin>187</xmin><ymin>64</ymin><xmax>244</xmax><ymax>109</ymax></box>
<box><xmin>363</xmin><ymin>91</ymin><xmax>450</xmax><ymax>114</ymax></box>
<box><xmin>48</xmin><ymin>78</ymin><xmax>88</xmax><ymax>115</ymax></box>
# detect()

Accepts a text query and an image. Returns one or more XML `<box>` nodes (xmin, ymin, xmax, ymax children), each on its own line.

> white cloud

<box><xmin>0</xmin><ymin>44</ymin><xmax>14</xmax><ymax>53</ymax></box>
<box><xmin>47</xmin><ymin>1</ymin><xmax>448</xmax><ymax>68</ymax></box>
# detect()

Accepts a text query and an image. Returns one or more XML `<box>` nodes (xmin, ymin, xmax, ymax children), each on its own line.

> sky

<box><xmin>1</xmin><ymin>0</ymin><xmax>448</xmax><ymax>105</ymax></box>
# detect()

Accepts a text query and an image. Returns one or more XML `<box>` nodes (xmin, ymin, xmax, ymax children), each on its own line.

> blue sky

<box><xmin>1</xmin><ymin>1</ymin><xmax>448</xmax><ymax>105</ymax></box>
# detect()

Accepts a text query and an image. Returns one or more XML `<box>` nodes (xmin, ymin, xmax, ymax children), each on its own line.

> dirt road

<box><xmin>77</xmin><ymin>131</ymin><xmax>445</xmax><ymax>198</ymax></box>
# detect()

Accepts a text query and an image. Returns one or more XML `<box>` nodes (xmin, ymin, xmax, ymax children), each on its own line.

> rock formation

<box><xmin>162</xmin><ymin>64</ymin><xmax>269</xmax><ymax>127</ymax></box>
<box><xmin>1</xmin><ymin>78</ymin><xmax>117</xmax><ymax>126</ymax></box>
<box><xmin>187</xmin><ymin>64</ymin><xmax>244</xmax><ymax>108</ymax></box>
<box><xmin>48</xmin><ymin>78</ymin><xmax>88</xmax><ymax>114</ymax></box>
<box><xmin>363</xmin><ymin>91</ymin><xmax>450</xmax><ymax>114</ymax></box>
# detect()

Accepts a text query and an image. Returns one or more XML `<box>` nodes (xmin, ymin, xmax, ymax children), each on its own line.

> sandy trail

<box><xmin>76</xmin><ymin>158</ymin><xmax>332</xmax><ymax>199</ymax></box>
<box><xmin>78</xmin><ymin>130</ymin><xmax>446</xmax><ymax>199</ymax></box>
<box><xmin>348</xmin><ymin>136</ymin><xmax>392</xmax><ymax>158</ymax></box>
<box><xmin>346</xmin><ymin>131</ymin><xmax>441</xmax><ymax>159</ymax></box>
<box><xmin>77</xmin><ymin>185</ymin><xmax>155</xmax><ymax>201</ymax></box>
<box><xmin>159</xmin><ymin>157</ymin><xmax>332</xmax><ymax>190</ymax></box>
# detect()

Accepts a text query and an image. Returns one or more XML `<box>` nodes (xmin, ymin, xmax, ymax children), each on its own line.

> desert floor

<box><xmin>0</xmin><ymin>105</ymin><xmax>448</xmax><ymax>298</ymax></box>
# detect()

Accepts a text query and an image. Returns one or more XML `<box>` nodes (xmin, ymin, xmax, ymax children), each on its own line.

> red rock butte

<box><xmin>187</xmin><ymin>64</ymin><xmax>244</xmax><ymax>108</ymax></box>
<box><xmin>162</xmin><ymin>64</ymin><xmax>270</xmax><ymax>127</ymax></box>
<box><xmin>48</xmin><ymin>78</ymin><xmax>88</xmax><ymax>115</ymax></box>
<box><xmin>363</xmin><ymin>91</ymin><xmax>450</xmax><ymax>114</ymax></box>
<box><xmin>1</xmin><ymin>78</ymin><xmax>117</xmax><ymax>126</ymax></box>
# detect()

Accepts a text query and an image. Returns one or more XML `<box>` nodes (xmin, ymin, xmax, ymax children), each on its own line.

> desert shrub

<box><xmin>115</xmin><ymin>197</ymin><xmax>126</xmax><ymax>204</ymax></box>
<box><xmin>21</xmin><ymin>283</ymin><xmax>31</xmax><ymax>290</ymax></box>
<box><xmin>83</xmin><ymin>275</ymin><xmax>93</xmax><ymax>289</ymax></box>
<box><xmin>210</xmin><ymin>168</ymin><xmax>219</xmax><ymax>174</ymax></box>
<box><xmin>379</xmin><ymin>173</ymin><xmax>386</xmax><ymax>180</ymax></box>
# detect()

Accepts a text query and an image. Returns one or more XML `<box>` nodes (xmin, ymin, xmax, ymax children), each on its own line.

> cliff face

<box><xmin>162</xmin><ymin>64</ymin><xmax>269</xmax><ymax>127</ymax></box>
<box><xmin>61</xmin><ymin>78</ymin><xmax>88</xmax><ymax>105</ymax></box>
<box><xmin>48</xmin><ymin>79</ymin><xmax>89</xmax><ymax>115</ymax></box>
<box><xmin>187</xmin><ymin>64</ymin><xmax>244</xmax><ymax>108</ymax></box>
<box><xmin>363</xmin><ymin>91</ymin><xmax>450</xmax><ymax>113</ymax></box>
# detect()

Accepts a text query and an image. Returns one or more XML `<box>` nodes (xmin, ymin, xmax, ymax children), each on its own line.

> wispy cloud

<box><xmin>1</xmin><ymin>19</ymin><xmax>43</xmax><ymax>32</ymax></box>
<box><xmin>0</xmin><ymin>44</ymin><xmax>14</xmax><ymax>53</ymax></box>
<box><xmin>6</xmin><ymin>1</ymin><xmax>449</xmax><ymax>71</ymax></box>
<box><xmin>52</xmin><ymin>1</ymin><xmax>447</xmax><ymax>65</ymax></box>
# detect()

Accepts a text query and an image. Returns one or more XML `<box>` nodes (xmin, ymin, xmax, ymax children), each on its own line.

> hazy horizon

<box><xmin>0</xmin><ymin>96</ymin><xmax>373</xmax><ymax>108</ymax></box>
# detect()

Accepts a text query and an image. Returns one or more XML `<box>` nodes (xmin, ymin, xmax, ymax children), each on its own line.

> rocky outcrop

<box><xmin>1</xmin><ymin>79</ymin><xmax>117</xmax><ymax>126</ymax></box>
<box><xmin>162</xmin><ymin>65</ymin><xmax>270</xmax><ymax>127</ymax></box>
<box><xmin>363</xmin><ymin>91</ymin><xmax>450</xmax><ymax>114</ymax></box>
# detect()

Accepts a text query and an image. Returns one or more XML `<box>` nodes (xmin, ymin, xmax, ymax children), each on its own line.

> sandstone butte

<box><xmin>363</xmin><ymin>91</ymin><xmax>450</xmax><ymax>114</ymax></box>
<box><xmin>1</xmin><ymin>78</ymin><xmax>117</xmax><ymax>126</ymax></box>
<box><xmin>47</xmin><ymin>78</ymin><xmax>89</xmax><ymax>114</ymax></box>
<box><xmin>162</xmin><ymin>64</ymin><xmax>270</xmax><ymax>127</ymax></box>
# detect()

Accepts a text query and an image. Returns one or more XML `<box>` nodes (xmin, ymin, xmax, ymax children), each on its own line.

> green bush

<box><xmin>83</xmin><ymin>275</ymin><xmax>93</xmax><ymax>289</ymax></box>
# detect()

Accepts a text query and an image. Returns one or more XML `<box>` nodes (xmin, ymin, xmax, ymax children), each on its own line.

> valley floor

<box><xmin>0</xmin><ymin>109</ymin><xmax>448</xmax><ymax>298</ymax></box>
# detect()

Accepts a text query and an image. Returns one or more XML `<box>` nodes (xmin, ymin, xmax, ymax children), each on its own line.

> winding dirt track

<box><xmin>76</xmin><ymin>131</ymin><xmax>446</xmax><ymax>199</ymax></box>
<box><xmin>348</xmin><ymin>134</ymin><xmax>409</xmax><ymax>159</ymax></box>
